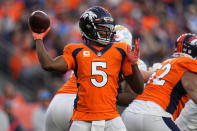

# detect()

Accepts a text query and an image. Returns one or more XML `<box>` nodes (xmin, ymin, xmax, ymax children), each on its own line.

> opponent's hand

<box><xmin>127</xmin><ymin>38</ymin><xmax>140</xmax><ymax>65</ymax></box>
<box><xmin>28</xmin><ymin>24</ymin><xmax>51</xmax><ymax>40</ymax></box>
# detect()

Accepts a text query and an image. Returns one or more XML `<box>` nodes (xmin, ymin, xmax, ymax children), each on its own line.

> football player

<box><xmin>29</xmin><ymin>6</ymin><xmax>144</xmax><ymax>131</ymax></box>
<box><xmin>44</xmin><ymin>24</ymin><xmax>147</xmax><ymax>131</ymax></box>
<box><xmin>121</xmin><ymin>33</ymin><xmax>197</xmax><ymax>131</ymax></box>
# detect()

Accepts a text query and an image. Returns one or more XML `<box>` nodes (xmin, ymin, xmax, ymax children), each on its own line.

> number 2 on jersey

<box><xmin>91</xmin><ymin>62</ymin><xmax>108</xmax><ymax>87</ymax></box>
<box><xmin>148</xmin><ymin>63</ymin><xmax>171</xmax><ymax>86</ymax></box>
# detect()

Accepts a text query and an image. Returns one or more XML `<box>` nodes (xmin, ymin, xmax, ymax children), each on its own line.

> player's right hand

<box><xmin>28</xmin><ymin>24</ymin><xmax>51</xmax><ymax>40</ymax></box>
<box><xmin>127</xmin><ymin>38</ymin><xmax>140</xmax><ymax>65</ymax></box>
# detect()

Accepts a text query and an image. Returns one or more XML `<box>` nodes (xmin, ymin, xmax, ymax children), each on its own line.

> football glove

<box><xmin>29</xmin><ymin>24</ymin><xmax>51</xmax><ymax>40</ymax></box>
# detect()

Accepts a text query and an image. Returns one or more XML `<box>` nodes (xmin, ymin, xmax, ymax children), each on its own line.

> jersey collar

<box><xmin>84</xmin><ymin>42</ymin><xmax>113</xmax><ymax>57</ymax></box>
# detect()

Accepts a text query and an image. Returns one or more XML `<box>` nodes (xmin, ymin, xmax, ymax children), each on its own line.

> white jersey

<box><xmin>175</xmin><ymin>99</ymin><xmax>197</xmax><ymax>131</ymax></box>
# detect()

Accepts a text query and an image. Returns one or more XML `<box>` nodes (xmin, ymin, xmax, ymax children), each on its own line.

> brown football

<box><xmin>28</xmin><ymin>10</ymin><xmax>50</xmax><ymax>33</ymax></box>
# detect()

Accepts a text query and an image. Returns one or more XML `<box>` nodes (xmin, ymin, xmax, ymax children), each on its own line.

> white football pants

<box><xmin>44</xmin><ymin>93</ymin><xmax>76</xmax><ymax>131</ymax></box>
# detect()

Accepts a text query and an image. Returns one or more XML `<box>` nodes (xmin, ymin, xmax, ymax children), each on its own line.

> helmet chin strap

<box><xmin>84</xmin><ymin>37</ymin><xmax>107</xmax><ymax>46</ymax></box>
<box><xmin>91</xmin><ymin>38</ymin><xmax>110</xmax><ymax>45</ymax></box>
<box><xmin>97</xmin><ymin>40</ymin><xmax>110</xmax><ymax>45</ymax></box>
<box><xmin>83</xmin><ymin>35</ymin><xmax>110</xmax><ymax>46</ymax></box>
<box><xmin>95</xmin><ymin>30</ymin><xmax>112</xmax><ymax>45</ymax></box>
<box><xmin>81</xmin><ymin>28</ymin><xmax>111</xmax><ymax>45</ymax></box>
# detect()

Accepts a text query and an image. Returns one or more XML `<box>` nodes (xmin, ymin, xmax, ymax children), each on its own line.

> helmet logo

<box><xmin>82</xmin><ymin>11</ymin><xmax>97</xmax><ymax>22</ymax></box>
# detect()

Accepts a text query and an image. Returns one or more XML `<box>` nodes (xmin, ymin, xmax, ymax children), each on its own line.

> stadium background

<box><xmin>0</xmin><ymin>0</ymin><xmax>196</xmax><ymax>130</ymax></box>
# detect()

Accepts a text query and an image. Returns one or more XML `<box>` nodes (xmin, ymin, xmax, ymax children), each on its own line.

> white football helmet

<box><xmin>114</xmin><ymin>25</ymin><xmax>133</xmax><ymax>47</ymax></box>
<box><xmin>115</xmin><ymin>25</ymin><xmax>145</xmax><ymax>70</ymax></box>
<box><xmin>137</xmin><ymin>59</ymin><xmax>147</xmax><ymax>71</ymax></box>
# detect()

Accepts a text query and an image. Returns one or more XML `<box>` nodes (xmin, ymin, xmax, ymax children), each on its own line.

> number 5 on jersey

<box><xmin>91</xmin><ymin>62</ymin><xmax>108</xmax><ymax>88</ymax></box>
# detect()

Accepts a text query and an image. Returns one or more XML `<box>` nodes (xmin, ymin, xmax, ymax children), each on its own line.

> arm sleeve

<box><xmin>61</xmin><ymin>45</ymin><xmax>75</xmax><ymax>70</ymax></box>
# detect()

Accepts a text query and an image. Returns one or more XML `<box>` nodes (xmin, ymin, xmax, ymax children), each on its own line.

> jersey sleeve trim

<box><xmin>72</xmin><ymin>48</ymin><xmax>83</xmax><ymax>78</ymax></box>
<box><xmin>61</xmin><ymin>55</ymin><xmax>72</xmax><ymax>70</ymax></box>
<box><xmin>115</xmin><ymin>47</ymin><xmax>126</xmax><ymax>64</ymax></box>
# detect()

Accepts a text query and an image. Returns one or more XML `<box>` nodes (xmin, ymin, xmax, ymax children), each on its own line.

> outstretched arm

<box><xmin>30</xmin><ymin>27</ymin><xmax>68</xmax><ymax>73</ymax></box>
<box><xmin>182</xmin><ymin>71</ymin><xmax>197</xmax><ymax>104</ymax></box>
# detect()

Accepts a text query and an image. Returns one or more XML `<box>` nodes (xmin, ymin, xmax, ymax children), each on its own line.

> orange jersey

<box><xmin>61</xmin><ymin>42</ymin><xmax>132</xmax><ymax>121</ymax></box>
<box><xmin>137</xmin><ymin>57</ymin><xmax>197</xmax><ymax>120</ymax></box>
<box><xmin>56</xmin><ymin>74</ymin><xmax>78</xmax><ymax>94</ymax></box>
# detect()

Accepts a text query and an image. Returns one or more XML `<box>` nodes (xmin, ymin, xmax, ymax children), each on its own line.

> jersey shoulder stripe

<box><xmin>72</xmin><ymin>48</ymin><xmax>83</xmax><ymax>78</ymax></box>
<box><xmin>115</xmin><ymin>47</ymin><xmax>126</xmax><ymax>63</ymax></box>
<box><xmin>62</xmin><ymin>43</ymin><xmax>84</xmax><ymax>70</ymax></box>
<box><xmin>113</xmin><ymin>42</ymin><xmax>128</xmax><ymax>50</ymax></box>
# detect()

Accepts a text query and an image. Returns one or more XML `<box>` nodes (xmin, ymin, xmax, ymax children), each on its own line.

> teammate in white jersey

<box><xmin>175</xmin><ymin>99</ymin><xmax>197</xmax><ymax>131</ymax></box>
<box><xmin>114</xmin><ymin>25</ymin><xmax>155</xmax><ymax>110</ymax></box>
<box><xmin>114</xmin><ymin>25</ymin><xmax>151</xmax><ymax>82</ymax></box>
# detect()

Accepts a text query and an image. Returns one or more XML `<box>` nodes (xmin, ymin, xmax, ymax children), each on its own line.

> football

<box><xmin>28</xmin><ymin>10</ymin><xmax>50</xmax><ymax>33</ymax></box>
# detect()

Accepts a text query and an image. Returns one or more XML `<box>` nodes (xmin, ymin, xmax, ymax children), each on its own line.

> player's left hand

<box><xmin>127</xmin><ymin>38</ymin><xmax>140</xmax><ymax>65</ymax></box>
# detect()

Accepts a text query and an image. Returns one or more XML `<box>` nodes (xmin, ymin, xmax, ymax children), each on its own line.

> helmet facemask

<box><xmin>94</xmin><ymin>23</ymin><xmax>115</xmax><ymax>45</ymax></box>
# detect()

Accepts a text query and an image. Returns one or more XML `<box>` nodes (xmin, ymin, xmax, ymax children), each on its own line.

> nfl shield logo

<box><xmin>97</xmin><ymin>52</ymin><xmax>102</xmax><ymax>57</ymax></box>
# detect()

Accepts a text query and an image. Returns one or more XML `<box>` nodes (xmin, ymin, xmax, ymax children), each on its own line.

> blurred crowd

<box><xmin>0</xmin><ymin>0</ymin><xmax>197</xmax><ymax>130</ymax></box>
